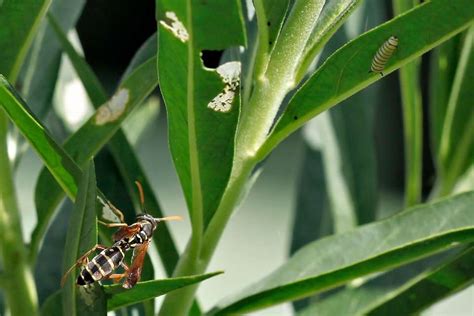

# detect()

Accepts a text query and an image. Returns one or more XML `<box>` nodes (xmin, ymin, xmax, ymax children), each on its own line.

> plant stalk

<box><xmin>393</xmin><ymin>0</ymin><xmax>423</xmax><ymax>207</ymax></box>
<box><xmin>0</xmin><ymin>111</ymin><xmax>38</xmax><ymax>316</ymax></box>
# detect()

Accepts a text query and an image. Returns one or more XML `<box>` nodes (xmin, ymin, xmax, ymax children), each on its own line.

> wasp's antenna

<box><xmin>135</xmin><ymin>180</ymin><xmax>146</xmax><ymax>212</ymax></box>
<box><xmin>156</xmin><ymin>215</ymin><xmax>183</xmax><ymax>222</ymax></box>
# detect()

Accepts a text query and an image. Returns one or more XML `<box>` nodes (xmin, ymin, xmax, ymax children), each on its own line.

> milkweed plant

<box><xmin>0</xmin><ymin>0</ymin><xmax>473</xmax><ymax>315</ymax></box>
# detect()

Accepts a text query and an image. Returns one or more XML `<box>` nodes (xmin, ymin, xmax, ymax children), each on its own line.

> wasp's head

<box><xmin>136</xmin><ymin>213</ymin><xmax>158</xmax><ymax>230</ymax></box>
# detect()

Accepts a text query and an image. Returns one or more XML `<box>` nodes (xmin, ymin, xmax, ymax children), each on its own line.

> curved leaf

<box><xmin>429</xmin><ymin>35</ymin><xmax>462</xmax><ymax>161</ymax></box>
<box><xmin>296</xmin><ymin>249</ymin><xmax>461</xmax><ymax>315</ymax></box>
<box><xmin>122</xmin><ymin>33</ymin><xmax>157</xmax><ymax>81</ymax></box>
<box><xmin>105</xmin><ymin>272</ymin><xmax>223</xmax><ymax>311</ymax></box>
<box><xmin>296</xmin><ymin>0</ymin><xmax>362</xmax><ymax>80</ymax></box>
<box><xmin>19</xmin><ymin>0</ymin><xmax>86</xmax><ymax>118</ymax></box>
<box><xmin>41</xmin><ymin>290</ymin><xmax>61</xmax><ymax>316</ymax></box>
<box><xmin>438</xmin><ymin>26</ymin><xmax>474</xmax><ymax>195</ymax></box>
<box><xmin>260</xmin><ymin>0</ymin><xmax>474</xmax><ymax>158</ymax></box>
<box><xmin>367</xmin><ymin>247</ymin><xmax>474</xmax><ymax>315</ymax></box>
<box><xmin>61</xmin><ymin>161</ymin><xmax>106</xmax><ymax>315</ymax></box>
<box><xmin>0</xmin><ymin>75</ymin><xmax>81</xmax><ymax>198</ymax></box>
<box><xmin>212</xmin><ymin>191</ymin><xmax>474</xmax><ymax>314</ymax></box>
<box><xmin>252</xmin><ymin>0</ymin><xmax>290</xmax><ymax>77</ymax></box>
<box><xmin>304</xmin><ymin>113</ymin><xmax>357</xmax><ymax>233</ymax></box>
<box><xmin>0</xmin><ymin>0</ymin><xmax>51</xmax><ymax>82</ymax></box>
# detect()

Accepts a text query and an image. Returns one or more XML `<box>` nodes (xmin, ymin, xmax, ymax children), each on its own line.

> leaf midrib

<box><xmin>186</xmin><ymin>1</ymin><xmax>204</xmax><ymax>238</ymax></box>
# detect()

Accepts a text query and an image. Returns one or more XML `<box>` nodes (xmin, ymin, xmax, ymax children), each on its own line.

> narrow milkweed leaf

<box><xmin>429</xmin><ymin>35</ymin><xmax>462</xmax><ymax>159</ymax></box>
<box><xmin>61</xmin><ymin>161</ymin><xmax>106</xmax><ymax>315</ymax></box>
<box><xmin>261</xmin><ymin>0</ymin><xmax>474</xmax><ymax>158</ymax></box>
<box><xmin>211</xmin><ymin>191</ymin><xmax>474</xmax><ymax>314</ymax></box>
<box><xmin>105</xmin><ymin>272</ymin><xmax>223</xmax><ymax>311</ymax></box>
<box><xmin>296</xmin><ymin>0</ymin><xmax>362</xmax><ymax>80</ymax></box>
<box><xmin>0</xmin><ymin>0</ymin><xmax>51</xmax><ymax>82</ymax></box>
<box><xmin>438</xmin><ymin>26</ymin><xmax>474</xmax><ymax>196</ymax></box>
<box><xmin>296</xmin><ymin>248</ymin><xmax>462</xmax><ymax>315</ymax></box>
<box><xmin>41</xmin><ymin>290</ymin><xmax>61</xmax><ymax>316</ymax></box>
<box><xmin>367</xmin><ymin>246</ymin><xmax>474</xmax><ymax>315</ymax></box>
<box><xmin>0</xmin><ymin>75</ymin><xmax>81</xmax><ymax>199</ymax></box>
<box><xmin>18</xmin><ymin>0</ymin><xmax>86</xmax><ymax>119</ymax></box>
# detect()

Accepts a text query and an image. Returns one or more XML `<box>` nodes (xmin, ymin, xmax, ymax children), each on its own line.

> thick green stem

<box><xmin>393</xmin><ymin>0</ymin><xmax>423</xmax><ymax>207</ymax></box>
<box><xmin>158</xmin><ymin>159</ymin><xmax>255</xmax><ymax>316</ymax></box>
<box><xmin>0</xmin><ymin>111</ymin><xmax>38</xmax><ymax>316</ymax></box>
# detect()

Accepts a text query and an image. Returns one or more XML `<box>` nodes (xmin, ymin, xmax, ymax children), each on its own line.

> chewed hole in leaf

<box><xmin>207</xmin><ymin>61</ymin><xmax>241</xmax><ymax>113</ymax></box>
<box><xmin>159</xmin><ymin>11</ymin><xmax>189</xmax><ymax>43</ymax></box>
<box><xmin>201</xmin><ymin>50</ymin><xmax>224</xmax><ymax>69</ymax></box>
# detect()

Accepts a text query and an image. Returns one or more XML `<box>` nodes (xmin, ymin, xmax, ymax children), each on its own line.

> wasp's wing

<box><xmin>123</xmin><ymin>240</ymin><xmax>150</xmax><ymax>289</ymax></box>
<box><xmin>112</xmin><ymin>223</ymin><xmax>141</xmax><ymax>241</ymax></box>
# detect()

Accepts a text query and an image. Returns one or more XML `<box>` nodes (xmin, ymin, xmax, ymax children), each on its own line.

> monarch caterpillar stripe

<box><xmin>371</xmin><ymin>36</ymin><xmax>398</xmax><ymax>73</ymax></box>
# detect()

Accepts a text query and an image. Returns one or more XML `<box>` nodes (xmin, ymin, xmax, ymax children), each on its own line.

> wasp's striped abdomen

<box><xmin>370</xmin><ymin>36</ymin><xmax>398</xmax><ymax>74</ymax></box>
<box><xmin>77</xmin><ymin>246</ymin><xmax>125</xmax><ymax>285</ymax></box>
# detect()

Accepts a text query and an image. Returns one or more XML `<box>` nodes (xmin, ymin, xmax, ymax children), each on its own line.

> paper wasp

<box><xmin>61</xmin><ymin>181</ymin><xmax>181</xmax><ymax>289</ymax></box>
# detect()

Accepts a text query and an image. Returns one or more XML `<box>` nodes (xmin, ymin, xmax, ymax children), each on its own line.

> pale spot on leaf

<box><xmin>95</xmin><ymin>88</ymin><xmax>129</xmax><ymax>125</ymax></box>
<box><xmin>160</xmin><ymin>11</ymin><xmax>189</xmax><ymax>43</ymax></box>
<box><xmin>97</xmin><ymin>196</ymin><xmax>121</xmax><ymax>223</ymax></box>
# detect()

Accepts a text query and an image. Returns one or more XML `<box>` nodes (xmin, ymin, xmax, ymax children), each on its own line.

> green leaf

<box><xmin>0</xmin><ymin>0</ymin><xmax>51</xmax><ymax>82</ymax></box>
<box><xmin>252</xmin><ymin>0</ymin><xmax>290</xmax><ymax>77</ymax></box>
<box><xmin>41</xmin><ymin>290</ymin><xmax>61</xmax><ymax>316</ymax></box>
<box><xmin>304</xmin><ymin>113</ymin><xmax>357</xmax><ymax>233</ymax></box>
<box><xmin>19</xmin><ymin>0</ymin><xmax>86</xmax><ymax>118</ymax></box>
<box><xmin>429</xmin><ymin>35</ymin><xmax>462</xmax><ymax>160</ymax></box>
<box><xmin>211</xmin><ymin>191</ymin><xmax>474</xmax><ymax>314</ymax></box>
<box><xmin>47</xmin><ymin>13</ymin><xmax>108</xmax><ymax>105</ymax></box>
<box><xmin>61</xmin><ymin>161</ymin><xmax>106</xmax><ymax>315</ymax></box>
<box><xmin>296</xmin><ymin>249</ymin><xmax>459</xmax><ymax>315</ymax></box>
<box><xmin>157</xmin><ymin>0</ymin><xmax>245</xmax><ymax>229</ymax></box>
<box><xmin>121</xmin><ymin>33</ymin><xmax>157</xmax><ymax>81</ymax></box>
<box><xmin>0</xmin><ymin>75</ymin><xmax>81</xmax><ymax>198</ymax></box>
<box><xmin>260</xmin><ymin>0</ymin><xmax>290</xmax><ymax>49</ymax></box>
<box><xmin>105</xmin><ymin>272</ymin><xmax>223</xmax><ymax>311</ymax></box>
<box><xmin>367</xmin><ymin>247</ymin><xmax>474</xmax><ymax>315</ymax></box>
<box><xmin>261</xmin><ymin>0</ymin><xmax>474</xmax><ymax>158</ymax></box>
<box><xmin>290</xmin><ymin>144</ymin><xmax>330</xmax><ymax>255</ymax></box>
<box><xmin>438</xmin><ymin>26</ymin><xmax>474</xmax><ymax>196</ymax></box>
<box><xmin>296</xmin><ymin>0</ymin><xmax>362</xmax><ymax>80</ymax></box>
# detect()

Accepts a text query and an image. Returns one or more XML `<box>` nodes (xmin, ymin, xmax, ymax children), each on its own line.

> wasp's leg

<box><xmin>120</xmin><ymin>261</ymin><xmax>130</xmax><ymax>271</ymax></box>
<box><xmin>98</xmin><ymin>220</ymin><xmax>128</xmax><ymax>228</ymax></box>
<box><xmin>106</xmin><ymin>273</ymin><xmax>127</xmax><ymax>283</ymax></box>
<box><xmin>106</xmin><ymin>200</ymin><xmax>125</xmax><ymax>223</ymax></box>
<box><xmin>61</xmin><ymin>244</ymin><xmax>107</xmax><ymax>287</ymax></box>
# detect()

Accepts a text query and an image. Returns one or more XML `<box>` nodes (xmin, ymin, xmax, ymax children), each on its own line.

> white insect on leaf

<box><xmin>160</xmin><ymin>11</ymin><xmax>189</xmax><ymax>43</ymax></box>
<box><xmin>208</xmin><ymin>61</ymin><xmax>241</xmax><ymax>113</ymax></box>
<box><xmin>95</xmin><ymin>88</ymin><xmax>129</xmax><ymax>125</ymax></box>
<box><xmin>97</xmin><ymin>196</ymin><xmax>121</xmax><ymax>223</ymax></box>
